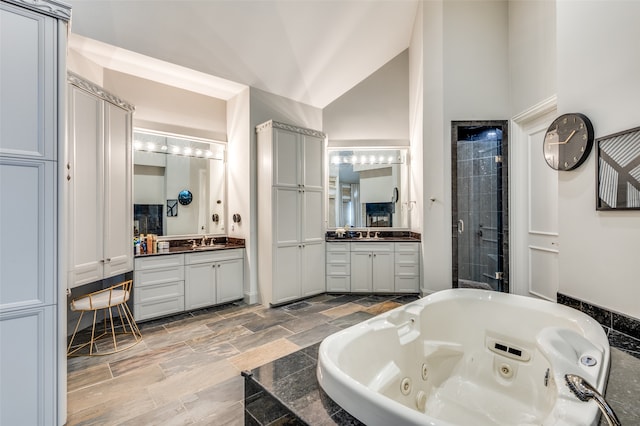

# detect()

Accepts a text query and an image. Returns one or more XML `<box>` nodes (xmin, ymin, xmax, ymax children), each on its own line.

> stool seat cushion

<box><xmin>71</xmin><ymin>290</ymin><xmax>130</xmax><ymax>311</ymax></box>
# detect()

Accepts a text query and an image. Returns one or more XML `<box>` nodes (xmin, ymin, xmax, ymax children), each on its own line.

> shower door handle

<box><xmin>457</xmin><ymin>219</ymin><xmax>464</xmax><ymax>234</ymax></box>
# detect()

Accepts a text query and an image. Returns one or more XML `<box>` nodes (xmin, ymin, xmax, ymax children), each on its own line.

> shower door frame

<box><xmin>451</xmin><ymin>120</ymin><xmax>509</xmax><ymax>292</ymax></box>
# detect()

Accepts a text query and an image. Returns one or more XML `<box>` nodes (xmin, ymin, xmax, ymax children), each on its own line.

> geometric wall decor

<box><xmin>596</xmin><ymin>126</ymin><xmax>640</xmax><ymax>210</ymax></box>
<box><xmin>167</xmin><ymin>199</ymin><xmax>178</xmax><ymax>217</ymax></box>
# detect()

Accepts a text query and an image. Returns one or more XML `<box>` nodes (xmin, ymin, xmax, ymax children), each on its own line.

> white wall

<box><xmin>414</xmin><ymin>0</ymin><xmax>510</xmax><ymax>294</ymax></box>
<box><xmin>227</xmin><ymin>88</ymin><xmax>252</xmax><ymax>302</ymax></box>
<box><xmin>555</xmin><ymin>1</ymin><xmax>640</xmax><ymax>319</ymax></box>
<box><xmin>508</xmin><ymin>0</ymin><xmax>556</xmax><ymax>116</ymax></box>
<box><xmin>408</xmin><ymin>0</ymin><xmax>425</xmax><ymax>236</ymax></box>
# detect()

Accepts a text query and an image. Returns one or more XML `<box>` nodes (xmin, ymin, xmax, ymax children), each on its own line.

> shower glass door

<box><xmin>452</xmin><ymin>121</ymin><xmax>509</xmax><ymax>292</ymax></box>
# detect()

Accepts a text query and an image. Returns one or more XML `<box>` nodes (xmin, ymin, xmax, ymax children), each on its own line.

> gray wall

<box><xmin>103</xmin><ymin>69</ymin><xmax>228</xmax><ymax>141</ymax></box>
<box><xmin>323</xmin><ymin>50</ymin><xmax>409</xmax><ymax>143</ymax></box>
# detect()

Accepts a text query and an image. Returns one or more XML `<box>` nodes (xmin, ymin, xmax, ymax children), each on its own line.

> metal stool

<box><xmin>67</xmin><ymin>280</ymin><xmax>142</xmax><ymax>356</ymax></box>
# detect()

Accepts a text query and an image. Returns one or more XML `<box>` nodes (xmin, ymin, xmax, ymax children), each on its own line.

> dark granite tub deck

<box><xmin>244</xmin><ymin>322</ymin><xmax>640</xmax><ymax>426</ymax></box>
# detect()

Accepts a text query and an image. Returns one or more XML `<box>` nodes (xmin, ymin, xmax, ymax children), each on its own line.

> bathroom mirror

<box><xmin>133</xmin><ymin>129</ymin><xmax>226</xmax><ymax>237</ymax></box>
<box><xmin>327</xmin><ymin>148</ymin><xmax>409</xmax><ymax>229</ymax></box>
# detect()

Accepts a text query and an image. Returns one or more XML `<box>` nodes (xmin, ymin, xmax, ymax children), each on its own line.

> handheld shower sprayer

<box><xmin>564</xmin><ymin>374</ymin><xmax>621</xmax><ymax>426</ymax></box>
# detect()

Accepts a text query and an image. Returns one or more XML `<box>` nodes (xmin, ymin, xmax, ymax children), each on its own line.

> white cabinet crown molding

<box><xmin>256</xmin><ymin>120</ymin><xmax>326</xmax><ymax>139</ymax></box>
<box><xmin>2</xmin><ymin>0</ymin><xmax>70</xmax><ymax>21</ymax></box>
<box><xmin>68</xmin><ymin>72</ymin><xmax>136</xmax><ymax>112</ymax></box>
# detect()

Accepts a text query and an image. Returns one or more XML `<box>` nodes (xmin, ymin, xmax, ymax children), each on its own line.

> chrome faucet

<box><xmin>201</xmin><ymin>236</ymin><xmax>208</xmax><ymax>246</ymax></box>
<box><xmin>565</xmin><ymin>374</ymin><xmax>621</xmax><ymax>426</ymax></box>
<box><xmin>374</xmin><ymin>231</ymin><xmax>380</xmax><ymax>239</ymax></box>
<box><xmin>365</xmin><ymin>229</ymin><xmax>371</xmax><ymax>239</ymax></box>
<box><xmin>188</xmin><ymin>239</ymin><xmax>197</xmax><ymax>249</ymax></box>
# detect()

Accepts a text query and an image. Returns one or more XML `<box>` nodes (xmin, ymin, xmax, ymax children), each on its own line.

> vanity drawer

<box><xmin>327</xmin><ymin>276</ymin><xmax>350</xmax><ymax>293</ymax></box>
<box><xmin>395</xmin><ymin>242</ymin><xmax>420</xmax><ymax>253</ymax></box>
<box><xmin>326</xmin><ymin>242</ymin><xmax>350</xmax><ymax>252</ymax></box>
<box><xmin>395</xmin><ymin>276</ymin><xmax>419</xmax><ymax>293</ymax></box>
<box><xmin>395</xmin><ymin>262</ymin><xmax>419</xmax><ymax>277</ymax></box>
<box><xmin>395</xmin><ymin>251</ymin><xmax>420</xmax><ymax>264</ymax></box>
<box><xmin>135</xmin><ymin>253</ymin><xmax>184</xmax><ymax>270</ymax></box>
<box><xmin>185</xmin><ymin>248</ymin><xmax>243</xmax><ymax>265</ymax></box>
<box><xmin>134</xmin><ymin>296</ymin><xmax>185</xmax><ymax>322</ymax></box>
<box><xmin>327</xmin><ymin>251</ymin><xmax>350</xmax><ymax>264</ymax></box>
<box><xmin>327</xmin><ymin>263</ymin><xmax>350</xmax><ymax>276</ymax></box>
<box><xmin>135</xmin><ymin>265</ymin><xmax>184</xmax><ymax>287</ymax></box>
<box><xmin>134</xmin><ymin>280</ymin><xmax>184</xmax><ymax>303</ymax></box>
<box><xmin>350</xmin><ymin>242</ymin><xmax>393</xmax><ymax>252</ymax></box>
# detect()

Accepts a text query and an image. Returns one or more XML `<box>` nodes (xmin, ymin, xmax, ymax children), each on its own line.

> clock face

<box><xmin>543</xmin><ymin>113</ymin><xmax>594</xmax><ymax>171</ymax></box>
<box><xmin>178</xmin><ymin>190</ymin><xmax>193</xmax><ymax>205</ymax></box>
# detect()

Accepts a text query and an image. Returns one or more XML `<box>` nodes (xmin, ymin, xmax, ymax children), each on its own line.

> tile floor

<box><xmin>66</xmin><ymin>293</ymin><xmax>418</xmax><ymax>425</ymax></box>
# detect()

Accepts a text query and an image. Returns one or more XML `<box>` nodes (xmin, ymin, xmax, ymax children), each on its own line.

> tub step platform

<box><xmin>243</xmin><ymin>342</ymin><xmax>364</xmax><ymax>425</ymax></box>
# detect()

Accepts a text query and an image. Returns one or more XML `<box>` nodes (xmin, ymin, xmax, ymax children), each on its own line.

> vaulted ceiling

<box><xmin>67</xmin><ymin>0</ymin><xmax>419</xmax><ymax>108</ymax></box>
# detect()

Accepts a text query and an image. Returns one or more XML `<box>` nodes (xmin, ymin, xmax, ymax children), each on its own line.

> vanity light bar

<box><xmin>134</xmin><ymin>140</ymin><xmax>223</xmax><ymax>160</ymax></box>
<box><xmin>330</xmin><ymin>155</ymin><xmax>404</xmax><ymax>165</ymax></box>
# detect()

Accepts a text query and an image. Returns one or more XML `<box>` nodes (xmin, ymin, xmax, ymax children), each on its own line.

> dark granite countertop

<box><xmin>244</xmin><ymin>346</ymin><xmax>640</xmax><ymax>425</ymax></box>
<box><xmin>134</xmin><ymin>237</ymin><xmax>245</xmax><ymax>258</ymax></box>
<box><xmin>325</xmin><ymin>236</ymin><xmax>421</xmax><ymax>242</ymax></box>
<box><xmin>325</xmin><ymin>230</ymin><xmax>421</xmax><ymax>243</ymax></box>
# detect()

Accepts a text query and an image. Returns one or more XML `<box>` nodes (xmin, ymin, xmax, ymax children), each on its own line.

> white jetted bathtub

<box><xmin>317</xmin><ymin>289</ymin><xmax>611</xmax><ymax>426</ymax></box>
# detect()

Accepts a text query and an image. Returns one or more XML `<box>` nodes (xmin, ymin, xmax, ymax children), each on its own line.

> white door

<box><xmin>273</xmin><ymin>245</ymin><xmax>301</xmax><ymax>304</ymax></box>
<box><xmin>350</xmin><ymin>251</ymin><xmax>372</xmax><ymax>292</ymax></box>
<box><xmin>512</xmin><ymin>101</ymin><xmax>559</xmax><ymax>300</ymax></box>
<box><xmin>217</xmin><ymin>258</ymin><xmax>244</xmax><ymax>303</ymax></box>
<box><xmin>273</xmin><ymin>128</ymin><xmax>299</xmax><ymax>187</ymax></box>
<box><xmin>185</xmin><ymin>262</ymin><xmax>216</xmax><ymax>310</ymax></box>
<box><xmin>372</xmin><ymin>252</ymin><xmax>394</xmax><ymax>292</ymax></box>
<box><xmin>274</xmin><ymin>187</ymin><xmax>300</xmax><ymax>245</ymax></box>
<box><xmin>301</xmin><ymin>242</ymin><xmax>325</xmax><ymax>296</ymax></box>
<box><xmin>302</xmin><ymin>134</ymin><xmax>324</xmax><ymax>190</ymax></box>
<box><xmin>103</xmin><ymin>103</ymin><xmax>132</xmax><ymax>278</ymax></box>
<box><xmin>68</xmin><ymin>86</ymin><xmax>104</xmax><ymax>287</ymax></box>
<box><xmin>302</xmin><ymin>189</ymin><xmax>324</xmax><ymax>243</ymax></box>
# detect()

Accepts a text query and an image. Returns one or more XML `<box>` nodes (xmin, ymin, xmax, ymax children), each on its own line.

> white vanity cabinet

<box><xmin>257</xmin><ymin>121</ymin><xmax>326</xmax><ymax>306</ymax></box>
<box><xmin>350</xmin><ymin>243</ymin><xmax>395</xmax><ymax>293</ymax></box>
<box><xmin>326</xmin><ymin>241</ymin><xmax>421</xmax><ymax>294</ymax></box>
<box><xmin>134</xmin><ymin>254</ymin><xmax>185</xmax><ymax>321</ymax></box>
<box><xmin>326</xmin><ymin>242</ymin><xmax>351</xmax><ymax>292</ymax></box>
<box><xmin>67</xmin><ymin>74</ymin><xmax>134</xmax><ymax>288</ymax></box>
<box><xmin>133</xmin><ymin>249</ymin><xmax>244</xmax><ymax>321</ymax></box>
<box><xmin>184</xmin><ymin>249</ymin><xmax>244</xmax><ymax>310</ymax></box>
<box><xmin>0</xmin><ymin>1</ymin><xmax>70</xmax><ymax>424</ymax></box>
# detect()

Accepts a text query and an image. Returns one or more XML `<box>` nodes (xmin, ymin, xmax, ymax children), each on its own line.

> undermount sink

<box><xmin>193</xmin><ymin>244</ymin><xmax>226</xmax><ymax>250</ymax></box>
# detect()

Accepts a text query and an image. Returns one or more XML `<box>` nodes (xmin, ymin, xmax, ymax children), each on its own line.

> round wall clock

<box><xmin>543</xmin><ymin>113</ymin><xmax>594</xmax><ymax>171</ymax></box>
<box><xmin>178</xmin><ymin>190</ymin><xmax>193</xmax><ymax>205</ymax></box>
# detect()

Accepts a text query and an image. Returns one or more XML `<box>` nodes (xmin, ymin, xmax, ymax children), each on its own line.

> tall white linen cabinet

<box><xmin>0</xmin><ymin>0</ymin><xmax>71</xmax><ymax>424</ymax></box>
<box><xmin>256</xmin><ymin>121</ymin><xmax>326</xmax><ymax>306</ymax></box>
<box><xmin>66</xmin><ymin>73</ymin><xmax>134</xmax><ymax>289</ymax></box>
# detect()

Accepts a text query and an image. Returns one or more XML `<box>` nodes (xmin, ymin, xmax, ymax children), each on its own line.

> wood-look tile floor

<box><xmin>66</xmin><ymin>293</ymin><xmax>419</xmax><ymax>425</ymax></box>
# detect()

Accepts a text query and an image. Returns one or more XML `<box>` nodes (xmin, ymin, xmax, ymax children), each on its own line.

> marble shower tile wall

<box><xmin>557</xmin><ymin>293</ymin><xmax>640</xmax><ymax>359</ymax></box>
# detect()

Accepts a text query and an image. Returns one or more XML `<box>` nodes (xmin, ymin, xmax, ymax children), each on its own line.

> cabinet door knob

<box><xmin>106</xmin><ymin>258</ymin><xmax>111</xmax><ymax>262</ymax></box>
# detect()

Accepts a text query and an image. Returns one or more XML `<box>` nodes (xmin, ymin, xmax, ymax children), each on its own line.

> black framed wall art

<box><xmin>596</xmin><ymin>126</ymin><xmax>640</xmax><ymax>210</ymax></box>
<box><xmin>167</xmin><ymin>199</ymin><xmax>178</xmax><ymax>217</ymax></box>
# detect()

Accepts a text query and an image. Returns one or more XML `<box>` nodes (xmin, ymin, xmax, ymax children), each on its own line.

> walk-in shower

<box><xmin>451</xmin><ymin>121</ymin><xmax>509</xmax><ymax>292</ymax></box>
